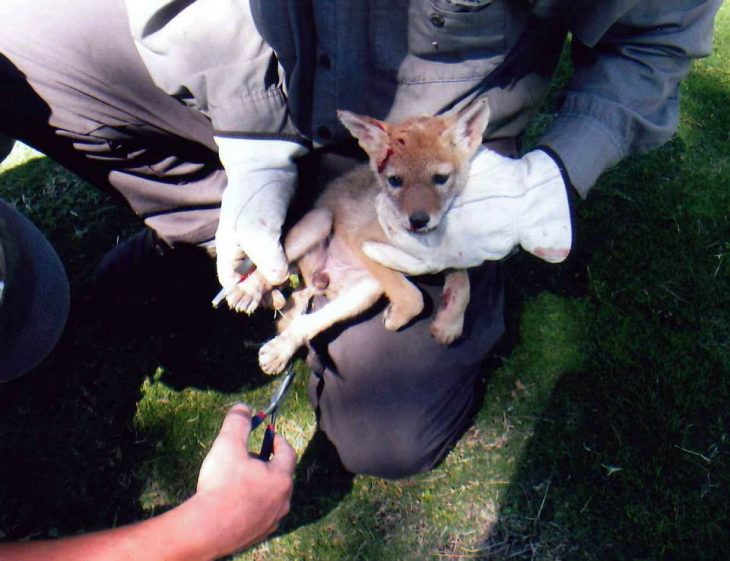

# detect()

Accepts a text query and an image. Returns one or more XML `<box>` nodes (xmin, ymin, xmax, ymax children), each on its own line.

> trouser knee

<box><xmin>327</xmin><ymin>433</ymin><xmax>445</xmax><ymax>480</ymax></box>
<box><xmin>307</xmin><ymin>262</ymin><xmax>504</xmax><ymax>479</ymax></box>
<box><xmin>315</xmin><ymin>378</ymin><xmax>485</xmax><ymax>479</ymax></box>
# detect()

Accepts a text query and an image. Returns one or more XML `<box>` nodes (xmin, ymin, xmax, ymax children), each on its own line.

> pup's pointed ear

<box><xmin>337</xmin><ymin>110</ymin><xmax>391</xmax><ymax>164</ymax></box>
<box><xmin>448</xmin><ymin>98</ymin><xmax>491</xmax><ymax>154</ymax></box>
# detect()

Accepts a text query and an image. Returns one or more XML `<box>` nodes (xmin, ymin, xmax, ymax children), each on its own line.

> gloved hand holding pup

<box><xmin>362</xmin><ymin>147</ymin><xmax>573</xmax><ymax>275</ymax></box>
<box><xmin>214</xmin><ymin>137</ymin><xmax>308</xmax><ymax>310</ymax></box>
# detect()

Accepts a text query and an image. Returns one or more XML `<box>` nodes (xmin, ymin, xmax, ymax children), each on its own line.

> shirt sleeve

<box><xmin>539</xmin><ymin>0</ymin><xmax>722</xmax><ymax>197</ymax></box>
<box><xmin>125</xmin><ymin>0</ymin><xmax>303</xmax><ymax>141</ymax></box>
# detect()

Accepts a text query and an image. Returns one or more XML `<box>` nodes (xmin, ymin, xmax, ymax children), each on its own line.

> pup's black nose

<box><xmin>408</xmin><ymin>211</ymin><xmax>430</xmax><ymax>230</ymax></box>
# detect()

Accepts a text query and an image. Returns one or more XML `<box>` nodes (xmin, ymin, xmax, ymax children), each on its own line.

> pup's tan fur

<box><xmin>235</xmin><ymin>100</ymin><xmax>491</xmax><ymax>375</ymax></box>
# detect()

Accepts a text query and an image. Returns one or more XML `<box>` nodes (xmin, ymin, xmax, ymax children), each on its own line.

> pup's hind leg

<box><xmin>259</xmin><ymin>276</ymin><xmax>383</xmax><ymax>375</ymax></box>
<box><xmin>430</xmin><ymin>269</ymin><xmax>470</xmax><ymax>345</ymax></box>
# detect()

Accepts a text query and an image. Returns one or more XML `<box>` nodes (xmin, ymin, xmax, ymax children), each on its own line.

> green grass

<box><xmin>1</xmin><ymin>7</ymin><xmax>729</xmax><ymax>559</ymax></box>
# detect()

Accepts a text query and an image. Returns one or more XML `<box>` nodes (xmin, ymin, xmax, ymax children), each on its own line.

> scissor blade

<box><xmin>262</xmin><ymin>366</ymin><xmax>297</xmax><ymax>416</ymax></box>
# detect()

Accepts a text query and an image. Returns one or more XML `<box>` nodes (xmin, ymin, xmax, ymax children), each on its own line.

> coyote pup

<box><xmin>234</xmin><ymin>100</ymin><xmax>491</xmax><ymax>375</ymax></box>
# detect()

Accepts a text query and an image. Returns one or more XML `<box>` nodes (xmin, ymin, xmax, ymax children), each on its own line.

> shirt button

<box><xmin>429</xmin><ymin>13</ymin><xmax>445</xmax><ymax>28</ymax></box>
<box><xmin>316</xmin><ymin>126</ymin><xmax>332</xmax><ymax>140</ymax></box>
<box><xmin>319</xmin><ymin>53</ymin><xmax>332</xmax><ymax>70</ymax></box>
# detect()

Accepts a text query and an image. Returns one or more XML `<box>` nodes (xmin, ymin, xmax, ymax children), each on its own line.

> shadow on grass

<box><xmin>0</xmin><ymin>157</ymin><xmax>343</xmax><ymax>540</ymax></box>
<box><xmin>474</xmin><ymin>73</ymin><xmax>729</xmax><ymax>558</ymax></box>
<box><xmin>278</xmin><ymin>431</ymin><xmax>355</xmax><ymax>534</ymax></box>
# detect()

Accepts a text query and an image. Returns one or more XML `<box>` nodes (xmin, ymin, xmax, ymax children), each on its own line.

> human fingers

<box><xmin>269</xmin><ymin>434</ymin><xmax>297</xmax><ymax>474</ymax></box>
<box><xmin>217</xmin><ymin>403</ymin><xmax>253</xmax><ymax>445</ymax></box>
<box><xmin>215</xmin><ymin>228</ymin><xmax>248</xmax><ymax>289</ymax></box>
<box><xmin>239</xmin><ymin>233</ymin><xmax>289</xmax><ymax>286</ymax></box>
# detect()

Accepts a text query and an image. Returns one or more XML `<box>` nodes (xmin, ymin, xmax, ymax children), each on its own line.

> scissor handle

<box><xmin>251</xmin><ymin>411</ymin><xmax>267</xmax><ymax>431</ymax></box>
<box><xmin>249</xmin><ymin>366</ymin><xmax>296</xmax><ymax>460</ymax></box>
<box><xmin>259</xmin><ymin>424</ymin><xmax>275</xmax><ymax>461</ymax></box>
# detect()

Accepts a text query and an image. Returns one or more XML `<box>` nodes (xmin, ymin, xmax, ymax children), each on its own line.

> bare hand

<box><xmin>190</xmin><ymin>404</ymin><xmax>296</xmax><ymax>558</ymax></box>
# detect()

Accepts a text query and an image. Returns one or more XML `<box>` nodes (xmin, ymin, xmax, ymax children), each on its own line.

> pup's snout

<box><xmin>408</xmin><ymin>211</ymin><xmax>431</xmax><ymax>231</ymax></box>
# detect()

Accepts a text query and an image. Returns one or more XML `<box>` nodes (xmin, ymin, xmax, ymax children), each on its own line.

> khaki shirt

<box><xmin>126</xmin><ymin>0</ymin><xmax>720</xmax><ymax>195</ymax></box>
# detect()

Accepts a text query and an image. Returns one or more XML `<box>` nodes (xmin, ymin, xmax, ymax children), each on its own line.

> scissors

<box><xmin>250</xmin><ymin>365</ymin><xmax>297</xmax><ymax>461</ymax></box>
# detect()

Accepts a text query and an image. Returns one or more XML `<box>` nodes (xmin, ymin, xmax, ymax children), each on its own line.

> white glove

<box><xmin>215</xmin><ymin>137</ymin><xmax>308</xmax><ymax>289</ymax></box>
<box><xmin>363</xmin><ymin>148</ymin><xmax>572</xmax><ymax>275</ymax></box>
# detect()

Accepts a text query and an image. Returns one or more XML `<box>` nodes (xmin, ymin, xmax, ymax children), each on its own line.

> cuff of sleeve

<box><xmin>538</xmin><ymin>111</ymin><xmax>624</xmax><ymax>198</ymax></box>
<box><xmin>209</xmin><ymin>85</ymin><xmax>305</xmax><ymax>145</ymax></box>
<box><xmin>214</xmin><ymin>136</ymin><xmax>309</xmax><ymax>171</ymax></box>
<box><xmin>214</xmin><ymin>130</ymin><xmax>311</xmax><ymax>149</ymax></box>
<box><xmin>535</xmin><ymin>145</ymin><xmax>577</xmax><ymax>206</ymax></box>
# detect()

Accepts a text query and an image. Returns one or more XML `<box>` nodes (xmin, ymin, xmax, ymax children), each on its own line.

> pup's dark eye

<box><xmin>433</xmin><ymin>174</ymin><xmax>450</xmax><ymax>185</ymax></box>
<box><xmin>387</xmin><ymin>175</ymin><xmax>403</xmax><ymax>188</ymax></box>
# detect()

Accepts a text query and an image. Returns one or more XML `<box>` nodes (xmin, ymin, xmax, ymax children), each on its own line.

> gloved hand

<box><xmin>215</xmin><ymin>137</ymin><xmax>308</xmax><ymax>293</ymax></box>
<box><xmin>362</xmin><ymin>147</ymin><xmax>572</xmax><ymax>275</ymax></box>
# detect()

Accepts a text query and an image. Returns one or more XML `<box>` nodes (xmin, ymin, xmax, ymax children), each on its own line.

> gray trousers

<box><xmin>0</xmin><ymin>0</ymin><xmax>506</xmax><ymax>478</ymax></box>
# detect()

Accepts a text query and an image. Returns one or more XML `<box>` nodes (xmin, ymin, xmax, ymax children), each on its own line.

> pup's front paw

<box><xmin>429</xmin><ymin>315</ymin><xmax>463</xmax><ymax>346</ymax></box>
<box><xmin>259</xmin><ymin>335</ymin><xmax>297</xmax><ymax>376</ymax></box>
<box><xmin>383</xmin><ymin>294</ymin><xmax>423</xmax><ymax>331</ymax></box>
<box><xmin>227</xmin><ymin>273</ymin><xmax>269</xmax><ymax>315</ymax></box>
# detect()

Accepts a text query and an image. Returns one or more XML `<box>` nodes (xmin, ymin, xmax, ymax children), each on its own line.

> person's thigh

<box><xmin>307</xmin><ymin>262</ymin><xmax>504</xmax><ymax>479</ymax></box>
<box><xmin>0</xmin><ymin>0</ymin><xmax>223</xmax><ymax>245</ymax></box>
